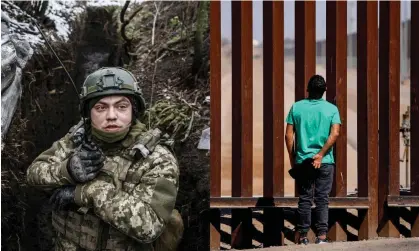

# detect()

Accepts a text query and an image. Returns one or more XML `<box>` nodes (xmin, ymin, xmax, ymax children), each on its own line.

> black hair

<box><xmin>307</xmin><ymin>74</ymin><xmax>326</xmax><ymax>99</ymax></box>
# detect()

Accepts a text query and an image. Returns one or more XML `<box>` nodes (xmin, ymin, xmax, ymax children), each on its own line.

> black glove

<box><xmin>67</xmin><ymin>139</ymin><xmax>105</xmax><ymax>183</ymax></box>
<box><xmin>49</xmin><ymin>186</ymin><xmax>76</xmax><ymax>211</ymax></box>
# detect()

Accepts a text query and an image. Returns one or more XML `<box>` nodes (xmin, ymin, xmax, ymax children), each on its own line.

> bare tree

<box><xmin>120</xmin><ymin>0</ymin><xmax>144</xmax><ymax>59</ymax></box>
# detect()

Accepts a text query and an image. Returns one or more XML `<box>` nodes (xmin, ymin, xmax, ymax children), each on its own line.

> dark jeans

<box><xmin>296</xmin><ymin>163</ymin><xmax>334</xmax><ymax>236</ymax></box>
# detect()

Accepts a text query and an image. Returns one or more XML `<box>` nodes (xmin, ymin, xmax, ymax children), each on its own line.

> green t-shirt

<box><xmin>286</xmin><ymin>98</ymin><xmax>341</xmax><ymax>164</ymax></box>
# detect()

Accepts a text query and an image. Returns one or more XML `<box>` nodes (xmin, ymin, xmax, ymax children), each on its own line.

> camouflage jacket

<box><xmin>26</xmin><ymin>122</ymin><xmax>181</xmax><ymax>251</ymax></box>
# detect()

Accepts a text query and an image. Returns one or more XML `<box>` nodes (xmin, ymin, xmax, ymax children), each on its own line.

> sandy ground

<box><xmin>232</xmin><ymin>237</ymin><xmax>419</xmax><ymax>251</ymax></box>
<box><xmin>220</xmin><ymin>46</ymin><xmax>412</xmax><ymax>197</ymax></box>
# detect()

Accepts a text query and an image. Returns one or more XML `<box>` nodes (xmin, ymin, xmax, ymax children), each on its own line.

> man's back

<box><xmin>285</xmin><ymin>75</ymin><xmax>341</xmax><ymax>244</ymax></box>
<box><xmin>286</xmin><ymin>98</ymin><xmax>341</xmax><ymax>164</ymax></box>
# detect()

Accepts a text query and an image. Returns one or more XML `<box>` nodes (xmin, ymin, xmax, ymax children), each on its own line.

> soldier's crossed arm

<box><xmin>26</xmin><ymin>134</ymin><xmax>76</xmax><ymax>190</ymax></box>
<box><xmin>75</xmin><ymin>145</ymin><xmax>180</xmax><ymax>243</ymax></box>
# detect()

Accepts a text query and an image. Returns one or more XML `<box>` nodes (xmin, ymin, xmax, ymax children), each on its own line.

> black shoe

<box><xmin>315</xmin><ymin>237</ymin><xmax>329</xmax><ymax>244</ymax></box>
<box><xmin>298</xmin><ymin>237</ymin><xmax>309</xmax><ymax>245</ymax></box>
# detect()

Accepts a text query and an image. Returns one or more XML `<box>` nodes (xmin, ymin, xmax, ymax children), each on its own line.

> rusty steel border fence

<box><xmin>210</xmin><ymin>1</ymin><xmax>419</xmax><ymax>250</ymax></box>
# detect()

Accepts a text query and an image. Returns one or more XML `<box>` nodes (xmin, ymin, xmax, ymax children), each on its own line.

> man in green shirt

<box><xmin>285</xmin><ymin>75</ymin><xmax>341</xmax><ymax>245</ymax></box>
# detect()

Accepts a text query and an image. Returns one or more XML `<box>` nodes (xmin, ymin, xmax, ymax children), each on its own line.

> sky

<box><xmin>221</xmin><ymin>0</ymin><xmax>412</xmax><ymax>41</ymax></box>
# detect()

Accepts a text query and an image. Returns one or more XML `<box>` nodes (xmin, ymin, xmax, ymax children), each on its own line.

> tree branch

<box><xmin>120</xmin><ymin>1</ymin><xmax>130</xmax><ymax>23</ymax></box>
<box><xmin>120</xmin><ymin>1</ymin><xmax>132</xmax><ymax>43</ymax></box>
<box><xmin>151</xmin><ymin>1</ymin><xmax>162</xmax><ymax>46</ymax></box>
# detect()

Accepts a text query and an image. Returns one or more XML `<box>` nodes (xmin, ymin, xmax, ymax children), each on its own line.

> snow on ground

<box><xmin>45</xmin><ymin>0</ymin><xmax>84</xmax><ymax>40</ymax></box>
<box><xmin>1</xmin><ymin>0</ymin><xmax>128</xmax><ymax>49</ymax></box>
<box><xmin>86</xmin><ymin>0</ymin><xmax>127</xmax><ymax>7</ymax></box>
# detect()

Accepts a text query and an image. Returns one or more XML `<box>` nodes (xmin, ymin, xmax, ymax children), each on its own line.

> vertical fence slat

<box><xmin>210</xmin><ymin>0</ymin><xmax>221</xmax><ymax>200</ymax></box>
<box><xmin>294</xmin><ymin>0</ymin><xmax>316</xmax><ymax>199</ymax></box>
<box><xmin>263</xmin><ymin>1</ymin><xmax>284</xmax><ymax>247</ymax></box>
<box><xmin>294</xmin><ymin>1</ymin><xmax>316</xmax><ymax>242</ymax></box>
<box><xmin>410</xmin><ymin>1</ymin><xmax>419</xmax><ymax>198</ymax></box>
<box><xmin>231</xmin><ymin>1</ymin><xmax>253</xmax><ymax>248</ymax></box>
<box><xmin>357</xmin><ymin>1</ymin><xmax>379</xmax><ymax>240</ymax></box>
<box><xmin>410</xmin><ymin>1</ymin><xmax>419</xmax><ymax>237</ymax></box>
<box><xmin>326</xmin><ymin>0</ymin><xmax>348</xmax><ymax>200</ymax></box>
<box><xmin>326</xmin><ymin>0</ymin><xmax>347</xmax><ymax>242</ymax></box>
<box><xmin>378</xmin><ymin>1</ymin><xmax>400</xmax><ymax>238</ymax></box>
<box><xmin>231</xmin><ymin>0</ymin><xmax>253</xmax><ymax>198</ymax></box>
<box><xmin>263</xmin><ymin>0</ymin><xmax>284</xmax><ymax>200</ymax></box>
<box><xmin>295</xmin><ymin>1</ymin><xmax>316</xmax><ymax>102</ymax></box>
<box><xmin>209</xmin><ymin>208</ymin><xmax>220</xmax><ymax>251</ymax></box>
<box><xmin>209</xmin><ymin>1</ymin><xmax>221</xmax><ymax>249</ymax></box>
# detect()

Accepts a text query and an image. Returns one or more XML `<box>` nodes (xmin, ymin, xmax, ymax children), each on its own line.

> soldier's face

<box><xmin>90</xmin><ymin>95</ymin><xmax>132</xmax><ymax>132</ymax></box>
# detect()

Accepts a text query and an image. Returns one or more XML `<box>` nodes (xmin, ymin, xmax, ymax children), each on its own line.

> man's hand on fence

<box><xmin>312</xmin><ymin>154</ymin><xmax>323</xmax><ymax>169</ymax></box>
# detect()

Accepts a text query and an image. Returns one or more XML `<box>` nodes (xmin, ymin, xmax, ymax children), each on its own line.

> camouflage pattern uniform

<box><xmin>27</xmin><ymin>67</ymin><xmax>183</xmax><ymax>251</ymax></box>
<box><xmin>27</xmin><ymin>121</ymin><xmax>181</xmax><ymax>251</ymax></box>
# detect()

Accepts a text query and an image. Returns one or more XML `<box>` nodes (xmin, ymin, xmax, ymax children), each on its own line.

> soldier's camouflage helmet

<box><xmin>79</xmin><ymin>67</ymin><xmax>146</xmax><ymax>117</ymax></box>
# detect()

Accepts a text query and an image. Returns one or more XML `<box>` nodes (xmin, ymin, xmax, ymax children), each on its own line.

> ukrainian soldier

<box><xmin>26</xmin><ymin>67</ymin><xmax>183</xmax><ymax>251</ymax></box>
<box><xmin>285</xmin><ymin>75</ymin><xmax>341</xmax><ymax>245</ymax></box>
